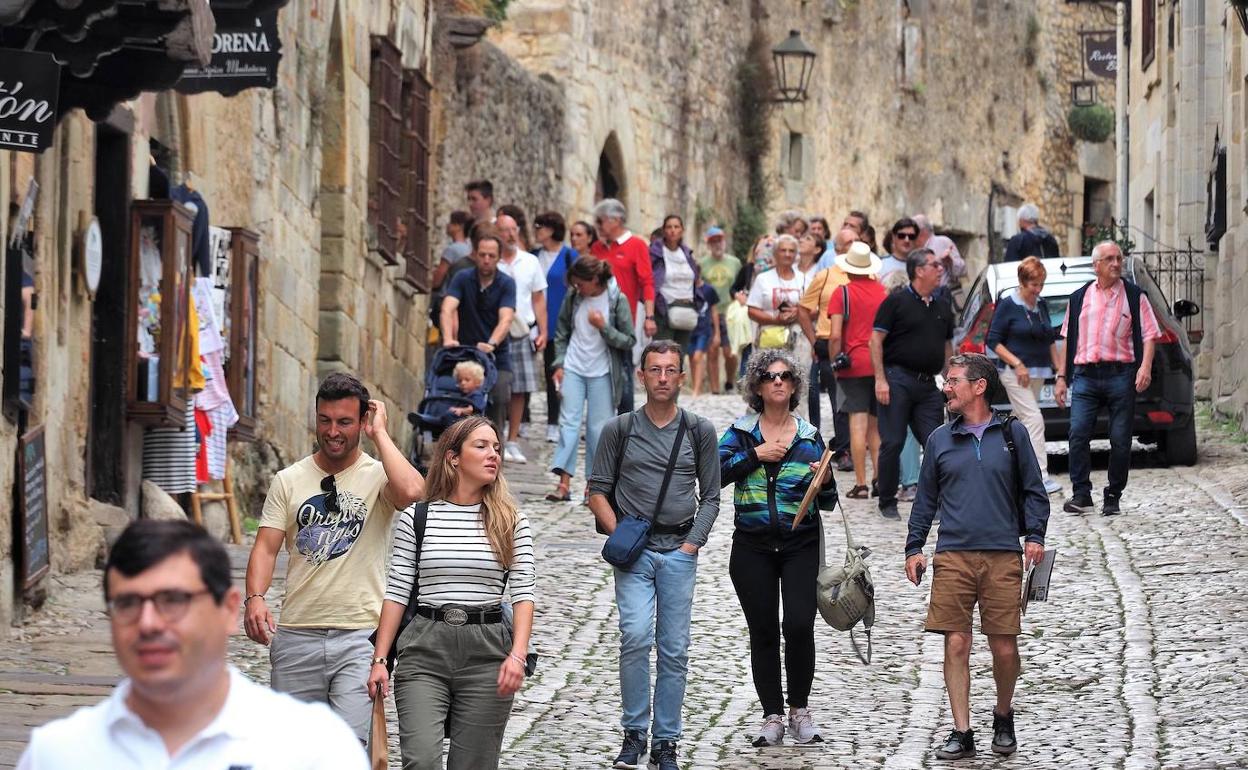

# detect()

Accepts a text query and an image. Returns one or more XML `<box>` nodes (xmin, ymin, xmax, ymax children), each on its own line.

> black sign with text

<box><xmin>175</xmin><ymin>12</ymin><xmax>283</xmax><ymax>96</ymax></box>
<box><xmin>0</xmin><ymin>50</ymin><xmax>61</xmax><ymax>153</ymax></box>
<box><xmin>1083</xmin><ymin>32</ymin><xmax>1117</xmax><ymax>80</ymax></box>
<box><xmin>19</xmin><ymin>425</ymin><xmax>49</xmax><ymax>589</ymax></box>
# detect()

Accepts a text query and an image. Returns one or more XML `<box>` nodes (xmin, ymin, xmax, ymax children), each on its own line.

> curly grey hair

<box><xmin>739</xmin><ymin>348</ymin><xmax>805</xmax><ymax>414</ymax></box>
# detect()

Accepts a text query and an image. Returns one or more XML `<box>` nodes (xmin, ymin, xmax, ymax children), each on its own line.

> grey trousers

<box><xmin>393</xmin><ymin>614</ymin><xmax>515</xmax><ymax>770</ymax></box>
<box><xmin>270</xmin><ymin>626</ymin><xmax>374</xmax><ymax>742</ymax></box>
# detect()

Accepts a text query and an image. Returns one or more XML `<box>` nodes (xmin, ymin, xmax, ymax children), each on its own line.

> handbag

<box><xmin>509</xmin><ymin>313</ymin><xmax>532</xmax><ymax>340</ymax></box>
<box><xmin>602</xmin><ymin>412</ymin><xmax>688</xmax><ymax>568</ymax></box>
<box><xmin>757</xmin><ymin>324</ymin><xmax>792</xmax><ymax>349</ymax></box>
<box><xmin>815</xmin><ymin>500</ymin><xmax>876</xmax><ymax>664</ymax></box>
<box><xmin>665</xmin><ymin>299</ymin><xmax>699</xmax><ymax>331</ymax></box>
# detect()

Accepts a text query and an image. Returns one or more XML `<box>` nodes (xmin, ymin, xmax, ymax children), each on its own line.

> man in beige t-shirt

<box><xmin>243</xmin><ymin>371</ymin><xmax>424</xmax><ymax>742</ymax></box>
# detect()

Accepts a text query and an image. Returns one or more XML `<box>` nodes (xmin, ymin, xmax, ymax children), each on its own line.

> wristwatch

<box><xmin>371</xmin><ymin>656</ymin><xmax>388</xmax><ymax>666</ymax></box>
<box><xmin>645</xmin><ymin>315</ymin><xmax>655</xmax><ymax>321</ymax></box>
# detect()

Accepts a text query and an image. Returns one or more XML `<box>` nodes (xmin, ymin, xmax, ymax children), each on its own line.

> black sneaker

<box><xmin>1102</xmin><ymin>496</ymin><xmax>1121</xmax><ymax>516</ymax></box>
<box><xmin>879</xmin><ymin>503</ymin><xmax>900</xmax><ymax>520</ymax></box>
<box><xmin>934</xmin><ymin>728</ymin><xmax>976</xmax><ymax>760</ymax></box>
<box><xmin>834</xmin><ymin>453</ymin><xmax>854</xmax><ymax>472</ymax></box>
<box><xmin>991</xmin><ymin>709</ymin><xmax>1017</xmax><ymax>755</ymax></box>
<box><xmin>612</xmin><ymin>730</ymin><xmax>647</xmax><ymax>769</ymax></box>
<box><xmin>1063</xmin><ymin>495</ymin><xmax>1094</xmax><ymax>513</ymax></box>
<box><xmin>647</xmin><ymin>739</ymin><xmax>680</xmax><ymax>770</ymax></box>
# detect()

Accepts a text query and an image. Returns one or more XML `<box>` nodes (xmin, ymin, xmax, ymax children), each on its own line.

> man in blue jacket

<box><xmin>904</xmin><ymin>353</ymin><xmax>1050</xmax><ymax>761</ymax></box>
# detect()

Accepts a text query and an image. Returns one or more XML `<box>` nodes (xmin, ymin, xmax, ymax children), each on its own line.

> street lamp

<box><xmin>1070</xmin><ymin>79</ymin><xmax>1097</xmax><ymax>107</ymax></box>
<box><xmin>772</xmin><ymin>30</ymin><xmax>816</xmax><ymax>103</ymax></box>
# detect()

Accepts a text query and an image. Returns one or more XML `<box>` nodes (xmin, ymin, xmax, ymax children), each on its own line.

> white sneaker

<box><xmin>545</xmin><ymin>425</ymin><xmax>559</xmax><ymax>443</ymax></box>
<box><xmin>1043</xmin><ymin>477</ymin><xmax>1062</xmax><ymax>495</ymax></box>
<box><xmin>751</xmin><ymin>714</ymin><xmax>786</xmax><ymax>747</ymax></box>
<box><xmin>787</xmin><ymin>708</ymin><xmax>823</xmax><ymax>744</ymax></box>
<box><xmin>504</xmin><ymin>442</ymin><xmax>527</xmax><ymax>463</ymax></box>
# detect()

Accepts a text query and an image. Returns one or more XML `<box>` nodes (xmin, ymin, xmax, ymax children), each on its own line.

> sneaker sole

<box><xmin>750</xmin><ymin>737</ymin><xmax>784</xmax><ymax>748</ymax></box>
<box><xmin>991</xmin><ymin>742</ymin><xmax>1017</xmax><ymax>755</ymax></box>
<box><xmin>1063</xmin><ymin>503</ymin><xmax>1094</xmax><ymax>513</ymax></box>
<box><xmin>791</xmin><ymin>736</ymin><xmax>825</xmax><ymax>746</ymax></box>
<box><xmin>934</xmin><ymin>749</ymin><xmax>977</xmax><ymax>760</ymax></box>
<box><xmin>613</xmin><ymin>760</ymin><xmax>641</xmax><ymax>769</ymax></box>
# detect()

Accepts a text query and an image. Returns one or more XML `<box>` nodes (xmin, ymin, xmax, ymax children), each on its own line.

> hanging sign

<box><xmin>19</xmin><ymin>425</ymin><xmax>50</xmax><ymax>589</ymax></box>
<box><xmin>175</xmin><ymin>12</ymin><xmax>283</xmax><ymax>96</ymax></box>
<box><xmin>1083</xmin><ymin>31</ymin><xmax>1117</xmax><ymax>80</ymax></box>
<box><xmin>0</xmin><ymin>50</ymin><xmax>60</xmax><ymax>153</ymax></box>
<box><xmin>80</xmin><ymin>217</ymin><xmax>103</xmax><ymax>298</ymax></box>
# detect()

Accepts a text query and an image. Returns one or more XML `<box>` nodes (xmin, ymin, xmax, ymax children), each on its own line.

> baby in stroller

<box><xmin>449</xmin><ymin>361</ymin><xmax>486</xmax><ymax>416</ymax></box>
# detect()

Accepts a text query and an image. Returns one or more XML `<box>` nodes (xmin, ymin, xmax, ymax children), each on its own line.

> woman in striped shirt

<box><xmin>368</xmin><ymin>416</ymin><xmax>535</xmax><ymax>769</ymax></box>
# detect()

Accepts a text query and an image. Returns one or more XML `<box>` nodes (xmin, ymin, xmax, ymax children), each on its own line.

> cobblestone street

<box><xmin>3</xmin><ymin>392</ymin><xmax>1247</xmax><ymax>769</ymax></box>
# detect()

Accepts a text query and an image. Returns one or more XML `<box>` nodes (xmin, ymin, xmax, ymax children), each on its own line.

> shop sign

<box><xmin>80</xmin><ymin>217</ymin><xmax>103</xmax><ymax>298</ymax></box>
<box><xmin>1083</xmin><ymin>31</ymin><xmax>1117</xmax><ymax>80</ymax></box>
<box><xmin>176</xmin><ymin>13</ymin><xmax>283</xmax><ymax>96</ymax></box>
<box><xmin>19</xmin><ymin>425</ymin><xmax>50</xmax><ymax>589</ymax></box>
<box><xmin>0</xmin><ymin>50</ymin><xmax>60</xmax><ymax>154</ymax></box>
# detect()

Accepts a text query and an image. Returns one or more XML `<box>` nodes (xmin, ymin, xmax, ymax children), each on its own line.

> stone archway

<box><xmin>596</xmin><ymin>131</ymin><xmax>627</xmax><ymax>209</ymax></box>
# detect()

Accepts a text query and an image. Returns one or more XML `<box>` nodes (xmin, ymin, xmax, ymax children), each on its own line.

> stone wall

<box><xmin>429</xmin><ymin>23</ymin><xmax>566</xmax><ymax>235</ymax></box>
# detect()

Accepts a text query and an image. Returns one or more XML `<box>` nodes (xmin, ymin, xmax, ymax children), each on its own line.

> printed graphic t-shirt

<box><xmin>259</xmin><ymin>453</ymin><xmax>397</xmax><ymax>629</ymax></box>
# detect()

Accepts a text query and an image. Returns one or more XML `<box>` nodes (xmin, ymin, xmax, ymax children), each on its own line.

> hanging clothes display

<box><xmin>196</xmin><ymin>349</ymin><xmax>238</xmax><ymax>481</ymax></box>
<box><xmin>171</xmin><ymin>184</ymin><xmax>212</xmax><ymax>277</ymax></box>
<box><xmin>143</xmin><ymin>400</ymin><xmax>197</xmax><ymax>494</ymax></box>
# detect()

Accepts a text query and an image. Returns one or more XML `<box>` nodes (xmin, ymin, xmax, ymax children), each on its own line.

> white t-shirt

<box><xmin>563</xmin><ymin>291</ymin><xmax>611</xmax><ymax>378</ymax></box>
<box><xmin>879</xmin><ymin>255</ymin><xmax>907</xmax><ymax>278</ymax></box>
<box><xmin>659</xmin><ymin>246</ymin><xmax>695</xmax><ymax>306</ymax></box>
<box><xmin>17</xmin><ymin>667</ymin><xmax>368</xmax><ymax>770</ymax></box>
<box><xmin>536</xmin><ymin>247</ymin><xmax>559</xmax><ymax>275</ymax></box>
<box><xmin>748</xmin><ymin>268</ymin><xmax>808</xmax><ymax>315</ymax></box>
<box><xmin>499</xmin><ymin>250</ymin><xmax>548</xmax><ymax>328</ymax></box>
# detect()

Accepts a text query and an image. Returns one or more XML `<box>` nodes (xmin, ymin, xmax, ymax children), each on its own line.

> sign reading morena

<box><xmin>176</xmin><ymin>12</ymin><xmax>283</xmax><ymax>96</ymax></box>
<box><xmin>0</xmin><ymin>49</ymin><xmax>61</xmax><ymax>154</ymax></box>
<box><xmin>1083</xmin><ymin>31</ymin><xmax>1117</xmax><ymax>80</ymax></box>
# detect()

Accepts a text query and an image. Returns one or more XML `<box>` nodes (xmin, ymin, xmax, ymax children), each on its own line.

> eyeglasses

<box><xmin>922</xmin><ymin>261</ymin><xmax>946</xmax><ymax>271</ymax></box>
<box><xmin>894</xmin><ymin>231</ymin><xmax>918</xmax><ymax>241</ymax></box>
<box><xmin>943</xmin><ymin>376</ymin><xmax>983</xmax><ymax>388</ymax></box>
<box><xmin>108</xmin><ymin>589</ymin><xmax>213</xmax><ymax>624</ymax></box>
<box><xmin>645</xmin><ymin>366</ymin><xmax>682</xmax><ymax>378</ymax></box>
<box><xmin>760</xmin><ymin>370</ymin><xmax>795</xmax><ymax>383</ymax></box>
<box><xmin>321</xmin><ymin>475</ymin><xmax>339</xmax><ymax>513</ymax></box>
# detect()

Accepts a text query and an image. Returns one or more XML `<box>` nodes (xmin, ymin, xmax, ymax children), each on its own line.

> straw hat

<box><xmin>835</xmin><ymin>241</ymin><xmax>883</xmax><ymax>276</ymax></box>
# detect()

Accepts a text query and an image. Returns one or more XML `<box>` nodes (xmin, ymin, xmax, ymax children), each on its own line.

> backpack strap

<box><xmin>401</xmin><ymin>502</ymin><xmax>431</xmax><ymax>615</ymax></box>
<box><xmin>998</xmin><ymin>414</ymin><xmax>1026</xmax><ymax>536</ymax></box>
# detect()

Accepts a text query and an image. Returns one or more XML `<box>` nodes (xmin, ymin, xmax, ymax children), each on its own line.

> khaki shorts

<box><xmin>924</xmin><ymin>550</ymin><xmax>1023</xmax><ymax>635</ymax></box>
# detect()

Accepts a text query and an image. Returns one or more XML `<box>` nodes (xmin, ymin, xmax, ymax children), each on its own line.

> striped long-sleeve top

<box><xmin>384</xmin><ymin>500</ymin><xmax>536</xmax><ymax>608</ymax></box>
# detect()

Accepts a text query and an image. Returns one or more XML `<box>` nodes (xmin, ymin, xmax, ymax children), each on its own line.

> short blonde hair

<box><xmin>454</xmin><ymin>361</ymin><xmax>485</xmax><ymax>385</ymax></box>
<box><xmin>1017</xmin><ymin>256</ymin><xmax>1047</xmax><ymax>284</ymax></box>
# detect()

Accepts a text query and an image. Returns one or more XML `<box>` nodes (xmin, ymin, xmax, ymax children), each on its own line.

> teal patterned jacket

<box><xmin>718</xmin><ymin>413</ymin><xmax>837</xmax><ymax>542</ymax></box>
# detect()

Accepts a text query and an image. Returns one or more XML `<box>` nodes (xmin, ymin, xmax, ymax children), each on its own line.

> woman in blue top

<box><xmin>534</xmin><ymin>212</ymin><xmax>579</xmax><ymax>444</ymax></box>
<box><xmin>985</xmin><ymin>256</ymin><xmax>1063</xmax><ymax>495</ymax></box>
<box><xmin>718</xmin><ymin>349</ymin><xmax>837</xmax><ymax>749</ymax></box>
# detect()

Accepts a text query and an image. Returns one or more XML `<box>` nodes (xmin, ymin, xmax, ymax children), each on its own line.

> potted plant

<box><xmin>1067</xmin><ymin>103</ymin><xmax>1115</xmax><ymax>143</ymax></box>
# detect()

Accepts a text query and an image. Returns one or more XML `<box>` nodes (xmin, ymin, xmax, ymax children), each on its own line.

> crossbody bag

<box><xmin>601</xmin><ymin>411</ymin><xmax>690</xmax><ymax>568</ymax></box>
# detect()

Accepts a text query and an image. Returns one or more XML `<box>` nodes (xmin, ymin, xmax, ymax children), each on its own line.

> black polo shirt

<box><xmin>445</xmin><ymin>268</ymin><xmax>517</xmax><ymax>371</ymax></box>
<box><xmin>873</xmin><ymin>285</ymin><xmax>955</xmax><ymax>375</ymax></box>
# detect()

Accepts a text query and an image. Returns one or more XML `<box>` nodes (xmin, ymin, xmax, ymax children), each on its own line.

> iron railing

<box><xmin>1133</xmin><ymin>244</ymin><xmax>1205</xmax><ymax>344</ymax></box>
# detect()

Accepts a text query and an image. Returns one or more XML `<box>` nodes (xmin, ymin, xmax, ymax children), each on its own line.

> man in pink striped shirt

<box><xmin>1054</xmin><ymin>241</ymin><xmax>1161</xmax><ymax>516</ymax></box>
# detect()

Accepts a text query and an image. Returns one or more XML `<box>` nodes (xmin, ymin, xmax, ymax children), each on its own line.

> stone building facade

<box><xmin>0</xmin><ymin>0</ymin><xmax>436</xmax><ymax>627</ymax></box>
<box><xmin>486</xmin><ymin>0</ymin><xmax>1114</xmax><ymax>276</ymax></box>
<box><xmin>1121</xmin><ymin>1</ymin><xmax>1248</xmax><ymax>427</ymax></box>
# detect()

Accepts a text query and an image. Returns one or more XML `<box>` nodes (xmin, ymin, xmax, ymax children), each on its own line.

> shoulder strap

<box><xmin>646</xmin><ymin>412</ymin><xmax>689</xmax><ymax>523</ymax></box>
<box><xmin>608</xmin><ymin>414</ymin><xmax>636</xmax><ymax>501</ymax></box>
<box><xmin>403</xmin><ymin>502</ymin><xmax>430</xmax><ymax>610</ymax></box>
<box><xmin>841</xmin><ymin>284</ymin><xmax>850</xmax><ymax>325</ymax></box>
<box><xmin>998</xmin><ymin>415</ymin><xmax>1026</xmax><ymax>535</ymax></box>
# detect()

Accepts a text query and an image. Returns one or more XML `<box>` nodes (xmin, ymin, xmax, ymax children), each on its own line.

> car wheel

<box><xmin>1162</xmin><ymin>416</ymin><xmax>1198</xmax><ymax>467</ymax></box>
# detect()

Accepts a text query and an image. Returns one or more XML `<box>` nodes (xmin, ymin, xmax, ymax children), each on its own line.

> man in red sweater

<box><xmin>591</xmin><ymin>198</ymin><xmax>655</xmax><ymax>413</ymax></box>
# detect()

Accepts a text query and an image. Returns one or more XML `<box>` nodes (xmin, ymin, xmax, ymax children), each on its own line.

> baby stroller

<box><xmin>407</xmin><ymin>345</ymin><xmax>498</xmax><ymax>468</ymax></box>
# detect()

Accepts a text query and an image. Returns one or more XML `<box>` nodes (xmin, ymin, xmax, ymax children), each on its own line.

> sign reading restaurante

<box><xmin>0</xmin><ymin>49</ymin><xmax>60</xmax><ymax>154</ymax></box>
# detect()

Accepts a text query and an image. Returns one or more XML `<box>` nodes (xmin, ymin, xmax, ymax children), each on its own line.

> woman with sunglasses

<box><xmin>880</xmin><ymin>218</ymin><xmax>921</xmax><ymax>278</ymax></box>
<box><xmin>367</xmin><ymin>416</ymin><xmax>535</xmax><ymax>770</ymax></box>
<box><xmin>718</xmin><ymin>349</ymin><xmax>838</xmax><ymax>749</ymax></box>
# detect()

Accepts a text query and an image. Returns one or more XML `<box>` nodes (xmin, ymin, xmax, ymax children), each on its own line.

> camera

<box><xmin>831</xmin><ymin>352</ymin><xmax>852</xmax><ymax>371</ymax></box>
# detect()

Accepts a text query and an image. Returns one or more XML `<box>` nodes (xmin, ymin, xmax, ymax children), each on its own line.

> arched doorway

<box><xmin>595</xmin><ymin>132</ymin><xmax>627</xmax><ymax>208</ymax></box>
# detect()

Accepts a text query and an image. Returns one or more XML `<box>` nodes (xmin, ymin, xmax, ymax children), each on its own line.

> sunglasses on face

<box><xmin>894</xmin><ymin>231</ymin><xmax>918</xmax><ymax>241</ymax></box>
<box><xmin>321</xmin><ymin>475</ymin><xmax>339</xmax><ymax>513</ymax></box>
<box><xmin>761</xmin><ymin>370</ymin><xmax>795</xmax><ymax>383</ymax></box>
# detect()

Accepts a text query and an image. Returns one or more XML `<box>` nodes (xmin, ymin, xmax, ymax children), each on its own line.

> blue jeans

<box><xmin>1068</xmin><ymin>366</ymin><xmax>1136</xmax><ymax>501</ymax></box>
<box><xmin>808</xmin><ymin>355</ymin><xmax>849</xmax><ymax>454</ymax></box>
<box><xmin>614</xmin><ymin>547</ymin><xmax>699</xmax><ymax>741</ymax></box>
<box><xmin>900</xmin><ymin>429</ymin><xmax>921</xmax><ymax>487</ymax></box>
<box><xmin>550</xmin><ymin>370</ymin><xmax>613</xmax><ymax>479</ymax></box>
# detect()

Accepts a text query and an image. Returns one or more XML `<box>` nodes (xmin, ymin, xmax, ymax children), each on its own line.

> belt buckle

<box><xmin>442</xmin><ymin>607</ymin><xmax>468</xmax><ymax>627</ymax></box>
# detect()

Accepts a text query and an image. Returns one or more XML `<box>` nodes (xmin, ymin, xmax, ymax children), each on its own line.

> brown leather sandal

<box><xmin>846</xmin><ymin>484</ymin><xmax>870</xmax><ymax>499</ymax></box>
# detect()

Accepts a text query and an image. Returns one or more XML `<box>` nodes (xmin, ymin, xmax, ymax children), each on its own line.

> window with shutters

<box><xmin>368</xmin><ymin>36</ymin><xmax>403</xmax><ymax>265</ymax></box>
<box><xmin>401</xmin><ymin>68</ymin><xmax>432</xmax><ymax>291</ymax></box>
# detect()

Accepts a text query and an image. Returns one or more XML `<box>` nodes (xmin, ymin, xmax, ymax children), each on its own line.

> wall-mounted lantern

<box><xmin>772</xmin><ymin>30</ymin><xmax>816</xmax><ymax>103</ymax></box>
<box><xmin>1070</xmin><ymin>79</ymin><xmax>1097</xmax><ymax>107</ymax></box>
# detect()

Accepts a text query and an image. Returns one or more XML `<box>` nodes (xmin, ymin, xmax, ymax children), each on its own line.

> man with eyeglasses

<box><xmin>904</xmin><ymin>353</ymin><xmax>1049</xmax><ymax>760</ymax></box>
<box><xmin>590</xmin><ymin>198</ymin><xmax>655</xmax><ymax>414</ymax></box>
<box><xmin>588</xmin><ymin>340</ymin><xmax>720</xmax><ymax>770</ymax></box>
<box><xmin>19</xmin><ymin>520</ymin><xmax>368</xmax><ymax>768</ymax></box>
<box><xmin>870</xmin><ymin>246</ymin><xmax>956</xmax><ymax>519</ymax></box>
<box><xmin>243</xmin><ymin>371</ymin><xmax>425</xmax><ymax>744</ymax></box>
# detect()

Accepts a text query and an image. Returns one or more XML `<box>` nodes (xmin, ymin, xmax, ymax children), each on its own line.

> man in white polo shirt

<box><xmin>18</xmin><ymin>520</ymin><xmax>367</xmax><ymax>769</ymax></box>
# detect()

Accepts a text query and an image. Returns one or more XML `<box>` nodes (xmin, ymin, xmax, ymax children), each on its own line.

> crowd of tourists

<box><xmin>20</xmin><ymin>182</ymin><xmax>1171</xmax><ymax>770</ymax></box>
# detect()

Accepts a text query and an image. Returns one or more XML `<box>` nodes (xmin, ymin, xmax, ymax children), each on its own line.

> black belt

<box><xmin>888</xmin><ymin>365</ymin><xmax>937</xmax><ymax>383</ymax></box>
<box><xmin>1074</xmin><ymin>361</ymin><xmax>1134</xmax><ymax>373</ymax></box>
<box><xmin>652</xmin><ymin>518</ymin><xmax>695</xmax><ymax>535</ymax></box>
<box><xmin>415</xmin><ymin>604</ymin><xmax>503</xmax><ymax>626</ymax></box>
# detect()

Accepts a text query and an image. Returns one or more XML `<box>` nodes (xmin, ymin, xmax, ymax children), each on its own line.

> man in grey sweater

<box><xmin>589</xmin><ymin>340</ymin><xmax>720</xmax><ymax>770</ymax></box>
